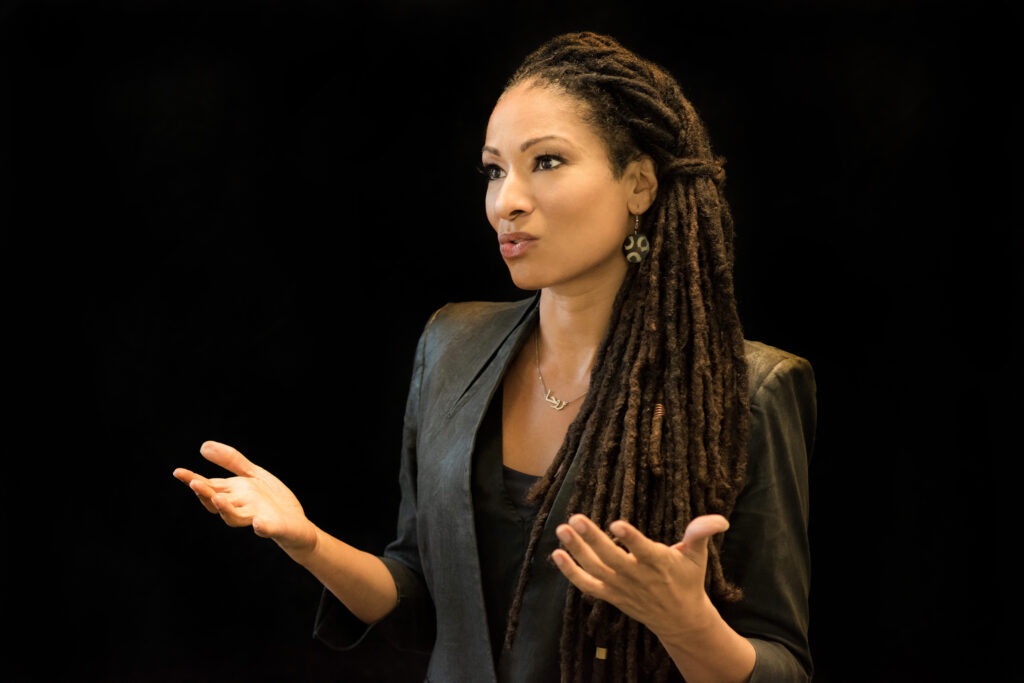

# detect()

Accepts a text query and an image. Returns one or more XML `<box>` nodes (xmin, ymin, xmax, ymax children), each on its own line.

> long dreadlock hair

<box><xmin>499</xmin><ymin>32</ymin><xmax>751</xmax><ymax>682</ymax></box>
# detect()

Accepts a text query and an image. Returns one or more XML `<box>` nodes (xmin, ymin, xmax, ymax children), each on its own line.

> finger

<box><xmin>211</xmin><ymin>493</ymin><xmax>252</xmax><ymax>528</ymax></box>
<box><xmin>195</xmin><ymin>493</ymin><xmax>219</xmax><ymax>514</ymax></box>
<box><xmin>188</xmin><ymin>477</ymin><xmax>216</xmax><ymax>498</ymax></box>
<box><xmin>187</xmin><ymin>474</ymin><xmax>232</xmax><ymax>496</ymax></box>
<box><xmin>556</xmin><ymin>519</ymin><xmax>618</xmax><ymax>582</ymax></box>
<box><xmin>670</xmin><ymin>514</ymin><xmax>730</xmax><ymax>561</ymax></box>
<box><xmin>175</xmin><ymin>468</ymin><xmax>232</xmax><ymax>494</ymax></box>
<box><xmin>565</xmin><ymin>514</ymin><xmax>635</xmax><ymax>575</ymax></box>
<box><xmin>607</xmin><ymin>519</ymin><xmax>664</xmax><ymax>565</ymax></box>
<box><xmin>174</xmin><ymin>469</ymin><xmax>217</xmax><ymax>513</ymax></box>
<box><xmin>172</xmin><ymin>468</ymin><xmax>196</xmax><ymax>484</ymax></box>
<box><xmin>200</xmin><ymin>440</ymin><xmax>258</xmax><ymax>478</ymax></box>
<box><xmin>551</xmin><ymin>549</ymin><xmax>608</xmax><ymax>599</ymax></box>
<box><xmin>183</xmin><ymin>478</ymin><xmax>218</xmax><ymax>513</ymax></box>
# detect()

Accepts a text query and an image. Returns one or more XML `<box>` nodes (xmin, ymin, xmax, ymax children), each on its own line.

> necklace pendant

<box><xmin>544</xmin><ymin>390</ymin><xmax>568</xmax><ymax>411</ymax></box>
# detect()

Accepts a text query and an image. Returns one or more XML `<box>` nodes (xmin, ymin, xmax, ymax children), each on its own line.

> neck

<box><xmin>536</xmin><ymin>272</ymin><xmax>625</xmax><ymax>386</ymax></box>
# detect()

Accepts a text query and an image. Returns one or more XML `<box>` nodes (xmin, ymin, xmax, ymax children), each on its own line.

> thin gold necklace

<box><xmin>534</xmin><ymin>330</ymin><xmax>588</xmax><ymax>411</ymax></box>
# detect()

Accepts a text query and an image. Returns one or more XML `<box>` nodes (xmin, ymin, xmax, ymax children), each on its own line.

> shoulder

<box><xmin>743</xmin><ymin>339</ymin><xmax>818</xmax><ymax>465</ymax></box>
<box><xmin>409</xmin><ymin>296</ymin><xmax>538</xmax><ymax>377</ymax></box>
<box><xmin>743</xmin><ymin>339</ymin><xmax>816</xmax><ymax>405</ymax></box>
<box><xmin>428</xmin><ymin>298</ymin><xmax>536</xmax><ymax>335</ymax></box>
<box><xmin>421</xmin><ymin>297</ymin><xmax>536</xmax><ymax>352</ymax></box>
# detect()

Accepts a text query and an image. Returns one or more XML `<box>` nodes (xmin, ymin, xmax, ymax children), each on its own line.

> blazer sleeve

<box><xmin>717</xmin><ymin>354</ymin><xmax>817</xmax><ymax>682</ymax></box>
<box><xmin>313</xmin><ymin>315</ymin><xmax>438</xmax><ymax>655</ymax></box>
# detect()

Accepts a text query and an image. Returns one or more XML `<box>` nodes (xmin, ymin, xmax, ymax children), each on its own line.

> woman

<box><xmin>174</xmin><ymin>32</ymin><xmax>816</xmax><ymax>682</ymax></box>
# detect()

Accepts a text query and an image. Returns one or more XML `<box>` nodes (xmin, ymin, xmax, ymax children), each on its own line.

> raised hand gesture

<box><xmin>173</xmin><ymin>441</ymin><xmax>317</xmax><ymax>558</ymax></box>
<box><xmin>551</xmin><ymin>513</ymin><xmax>729</xmax><ymax>639</ymax></box>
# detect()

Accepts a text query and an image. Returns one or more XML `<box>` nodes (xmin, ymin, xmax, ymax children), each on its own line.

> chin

<box><xmin>506</xmin><ymin>272</ymin><xmax>544</xmax><ymax>292</ymax></box>
<box><xmin>504</xmin><ymin>262</ymin><xmax>553</xmax><ymax>291</ymax></box>
<box><xmin>504</xmin><ymin>255</ymin><xmax>627</xmax><ymax>294</ymax></box>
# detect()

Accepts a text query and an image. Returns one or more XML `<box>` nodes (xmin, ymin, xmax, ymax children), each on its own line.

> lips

<box><xmin>498</xmin><ymin>231</ymin><xmax>537</xmax><ymax>259</ymax></box>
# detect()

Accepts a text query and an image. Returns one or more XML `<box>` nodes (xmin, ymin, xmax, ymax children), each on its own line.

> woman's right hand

<box><xmin>173</xmin><ymin>441</ymin><xmax>318</xmax><ymax>558</ymax></box>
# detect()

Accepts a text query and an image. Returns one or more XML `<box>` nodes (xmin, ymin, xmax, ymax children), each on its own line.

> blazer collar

<box><xmin>440</xmin><ymin>294</ymin><xmax>540</xmax><ymax>420</ymax></box>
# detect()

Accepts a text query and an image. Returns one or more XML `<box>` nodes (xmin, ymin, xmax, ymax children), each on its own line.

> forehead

<box><xmin>484</xmin><ymin>82</ymin><xmax>602</xmax><ymax>151</ymax></box>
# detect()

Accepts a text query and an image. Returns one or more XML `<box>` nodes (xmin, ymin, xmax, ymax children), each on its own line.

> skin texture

<box><xmin>482</xmin><ymin>81</ymin><xmax>647</xmax><ymax>296</ymax></box>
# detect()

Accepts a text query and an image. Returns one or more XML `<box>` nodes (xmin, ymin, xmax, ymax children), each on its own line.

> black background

<box><xmin>2</xmin><ymin>0</ymin><xmax>1018</xmax><ymax>680</ymax></box>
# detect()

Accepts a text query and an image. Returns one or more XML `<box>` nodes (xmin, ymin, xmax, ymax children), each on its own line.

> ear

<box><xmin>623</xmin><ymin>154</ymin><xmax>658</xmax><ymax>215</ymax></box>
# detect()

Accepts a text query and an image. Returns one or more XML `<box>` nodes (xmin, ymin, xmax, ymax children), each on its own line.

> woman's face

<box><xmin>482</xmin><ymin>82</ymin><xmax>647</xmax><ymax>294</ymax></box>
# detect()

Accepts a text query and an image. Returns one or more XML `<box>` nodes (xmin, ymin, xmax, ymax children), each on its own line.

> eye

<box><xmin>535</xmin><ymin>154</ymin><xmax>565</xmax><ymax>171</ymax></box>
<box><xmin>477</xmin><ymin>163</ymin><xmax>505</xmax><ymax>181</ymax></box>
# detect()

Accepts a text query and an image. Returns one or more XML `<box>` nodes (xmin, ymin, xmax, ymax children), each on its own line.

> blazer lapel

<box><xmin>422</xmin><ymin>296</ymin><xmax>539</xmax><ymax>679</ymax></box>
<box><xmin>424</xmin><ymin>293</ymin><xmax>583</xmax><ymax>682</ymax></box>
<box><xmin>439</xmin><ymin>298</ymin><xmax>539</xmax><ymax>420</ymax></box>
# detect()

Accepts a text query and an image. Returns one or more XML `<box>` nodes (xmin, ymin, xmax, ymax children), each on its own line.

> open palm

<box><xmin>173</xmin><ymin>440</ymin><xmax>317</xmax><ymax>556</ymax></box>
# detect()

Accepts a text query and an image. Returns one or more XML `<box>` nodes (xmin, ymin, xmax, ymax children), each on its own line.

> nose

<box><xmin>491</xmin><ymin>170</ymin><xmax>533</xmax><ymax>223</ymax></box>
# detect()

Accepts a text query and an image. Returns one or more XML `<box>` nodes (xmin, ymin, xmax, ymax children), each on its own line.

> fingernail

<box><xmin>570</xmin><ymin>516</ymin><xmax>586</xmax><ymax>533</ymax></box>
<box><xmin>556</xmin><ymin>525</ymin><xmax>572</xmax><ymax>542</ymax></box>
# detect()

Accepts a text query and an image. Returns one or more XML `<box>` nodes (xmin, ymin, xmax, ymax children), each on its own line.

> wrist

<box><xmin>654</xmin><ymin>596</ymin><xmax>755</xmax><ymax>683</ymax></box>
<box><xmin>652</xmin><ymin>592</ymin><xmax>721</xmax><ymax>646</ymax></box>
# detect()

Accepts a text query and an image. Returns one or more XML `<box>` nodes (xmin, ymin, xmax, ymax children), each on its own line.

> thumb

<box><xmin>671</xmin><ymin>514</ymin><xmax>730</xmax><ymax>560</ymax></box>
<box><xmin>200</xmin><ymin>440</ymin><xmax>258</xmax><ymax>478</ymax></box>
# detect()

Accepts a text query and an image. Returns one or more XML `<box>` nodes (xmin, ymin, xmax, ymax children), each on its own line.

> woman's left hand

<box><xmin>551</xmin><ymin>513</ymin><xmax>729</xmax><ymax>640</ymax></box>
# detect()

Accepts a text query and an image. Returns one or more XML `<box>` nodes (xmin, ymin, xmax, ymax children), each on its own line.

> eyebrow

<box><xmin>481</xmin><ymin>135</ymin><xmax>570</xmax><ymax>157</ymax></box>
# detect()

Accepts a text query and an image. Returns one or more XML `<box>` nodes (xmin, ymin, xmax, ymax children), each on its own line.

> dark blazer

<box><xmin>315</xmin><ymin>296</ymin><xmax>816</xmax><ymax>682</ymax></box>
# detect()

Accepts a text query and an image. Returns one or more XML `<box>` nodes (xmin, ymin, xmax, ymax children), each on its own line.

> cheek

<box><xmin>542</xmin><ymin>180</ymin><xmax>625</xmax><ymax>234</ymax></box>
<box><xmin>484</xmin><ymin>186</ymin><xmax>499</xmax><ymax>228</ymax></box>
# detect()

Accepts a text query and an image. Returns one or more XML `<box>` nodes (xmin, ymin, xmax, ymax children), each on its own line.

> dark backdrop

<box><xmin>2</xmin><ymin>0</ymin><xmax>1017</xmax><ymax>680</ymax></box>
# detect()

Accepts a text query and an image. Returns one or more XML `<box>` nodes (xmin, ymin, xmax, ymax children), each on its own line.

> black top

<box><xmin>470</xmin><ymin>389</ymin><xmax>545</xmax><ymax>673</ymax></box>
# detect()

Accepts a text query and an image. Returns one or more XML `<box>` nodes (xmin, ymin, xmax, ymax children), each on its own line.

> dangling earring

<box><xmin>622</xmin><ymin>213</ymin><xmax>650</xmax><ymax>264</ymax></box>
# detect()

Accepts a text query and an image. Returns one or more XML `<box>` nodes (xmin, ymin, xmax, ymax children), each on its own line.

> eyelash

<box><xmin>477</xmin><ymin>154</ymin><xmax>566</xmax><ymax>181</ymax></box>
